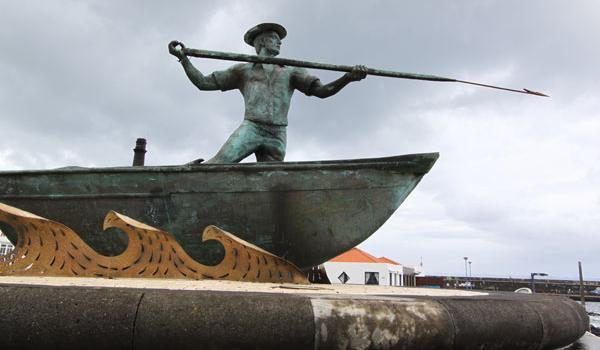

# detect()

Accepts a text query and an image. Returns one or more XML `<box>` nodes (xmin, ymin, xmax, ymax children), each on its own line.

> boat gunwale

<box><xmin>0</xmin><ymin>153</ymin><xmax>439</xmax><ymax>176</ymax></box>
<box><xmin>0</xmin><ymin>181</ymin><xmax>417</xmax><ymax>199</ymax></box>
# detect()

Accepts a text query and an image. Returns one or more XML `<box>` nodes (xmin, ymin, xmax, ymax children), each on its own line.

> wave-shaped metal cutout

<box><xmin>0</xmin><ymin>202</ymin><xmax>307</xmax><ymax>284</ymax></box>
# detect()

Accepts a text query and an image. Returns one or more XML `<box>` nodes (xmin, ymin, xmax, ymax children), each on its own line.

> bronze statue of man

<box><xmin>169</xmin><ymin>23</ymin><xmax>367</xmax><ymax>164</ymax></box>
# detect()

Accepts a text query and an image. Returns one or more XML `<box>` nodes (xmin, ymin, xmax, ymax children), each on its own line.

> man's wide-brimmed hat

<box><xmin>244</xmin><ymin>23</ymin><xmax>287</xmax><ymax>46</ymax></box>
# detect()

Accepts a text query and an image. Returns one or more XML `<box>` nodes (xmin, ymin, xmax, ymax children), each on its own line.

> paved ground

<box><xmin>562</xmin><ymin>332</ymin><xmax>600</xmax><ymax>349</ymax></box>
<box><xmin>0</xmin><ymin>276</ymin><xmax>486</xmax><ymax>296</ymax></box>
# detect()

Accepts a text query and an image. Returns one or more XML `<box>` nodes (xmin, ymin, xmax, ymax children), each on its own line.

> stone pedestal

<box><xmin>0</xmin><ymin>277</ymin><xmax>589</xmax><ymax>349</ymax></box>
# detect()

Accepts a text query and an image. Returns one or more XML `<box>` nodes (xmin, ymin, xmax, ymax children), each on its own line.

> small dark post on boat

<box><xmin>132</xmin><ymin>138</ymin><xmax>147</xmax><ymax>166</ymax></box>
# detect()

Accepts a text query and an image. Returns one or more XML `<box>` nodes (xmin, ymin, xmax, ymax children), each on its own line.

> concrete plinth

<box><xmin>0</xmin><ymin>277</ymin><xmax>589</xmax><ymax>349</ymax></box>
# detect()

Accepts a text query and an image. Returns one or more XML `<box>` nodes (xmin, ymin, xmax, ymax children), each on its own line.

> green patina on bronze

<box><xmin>0</xmin><ymin>153</ymin><xmax>438</xmax><ymax>269</ymax></box>
<box><xmin>0</xmin><ymin>24</ymin><xmax>449</xmax><ymax>270</ymax></box>
<box><xmin>168</xmin><ymin>23</ymin><xmax>368</xmax><ymax>164</ymax></box>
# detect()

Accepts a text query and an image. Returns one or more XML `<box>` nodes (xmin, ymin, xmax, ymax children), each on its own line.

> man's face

<box><xmin>262</xmin><ymin>31</ymin><xmax>281</xmax><ymax>55</ymax></box>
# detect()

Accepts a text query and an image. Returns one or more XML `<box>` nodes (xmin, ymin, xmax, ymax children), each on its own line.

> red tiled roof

<box><xmin>329</xmin><ymin>247</ymin><xmax>399</xmax><ymax>265</ymax></box>
<box><xmin>329</xmin><ymin>248</ymin><xmax>379</xmax><ymax>263</ymax></box>
<box><xmin>377</xmin><ymin>256</ymin><xmax>400</xmax><ymax>265</ymax></box>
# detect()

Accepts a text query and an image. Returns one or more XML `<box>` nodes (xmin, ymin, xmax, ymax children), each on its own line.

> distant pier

<box><xmin>567</xmin><ymin>295</ymin><xmax>600</xmax><ymax>302</ymax></box>
<box><xmin>418</xmin><ymin>275</ymin><xmax>600</xmax><ymax>298</ymax></box>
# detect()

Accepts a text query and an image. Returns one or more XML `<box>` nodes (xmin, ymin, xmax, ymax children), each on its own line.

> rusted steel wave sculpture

<box><xmin>0</xmin><ymin>202</ymin><xmax>307</xmax><ymax>284</ymax></box>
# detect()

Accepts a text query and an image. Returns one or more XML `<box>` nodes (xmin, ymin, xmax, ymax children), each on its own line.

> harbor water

<box><xmin>586</xmin><ymin>301</ymin><xmax>600</xmax><ymax>329</ymax></box>
<box><xmin>562</xmin><ymin>301</ymin><xmax>600</xmax><ymax>349</ymax></box>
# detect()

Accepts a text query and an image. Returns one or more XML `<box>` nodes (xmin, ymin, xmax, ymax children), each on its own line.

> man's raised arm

<box><xmin>310</xmin><ymin>65</ymin><xmax>368</xmax><ymax>99</ymax></box>
<box><xmin>168</xmin><ymin>41</ymin><xmax>220</xmax><ymax>91</ymax></box>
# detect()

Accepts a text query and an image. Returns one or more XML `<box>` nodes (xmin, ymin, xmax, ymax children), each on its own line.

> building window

<box><xmin>365</xmin><ymin>272</ymin><xmax>379</xmax><ymax>285</ymax></box>
<box><xmin>0</xmin><ymin>243</ymin><xmax>14</xmax><ymax>256</ymax></box>
<box><xmin>338</xmin><ymin>272</ymin><xmax>350</xmax><ymax>284</ymax></box>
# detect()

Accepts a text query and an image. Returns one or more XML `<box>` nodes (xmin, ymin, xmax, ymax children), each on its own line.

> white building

<box><xmin>321</xmin><ymin>247</ymin><xmax>419</xmax><ymax>286</ymax></box>
<box><xmin>0</xmin><ymin>229</ymin><xmax>15</xmax><ymax>256</ymax></box>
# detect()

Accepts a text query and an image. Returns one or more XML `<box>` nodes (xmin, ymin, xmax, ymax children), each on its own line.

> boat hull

<box><xmin>0</xmin><ymin>153</ymin><xmax>438</xmax><ymax>269</ymax></box>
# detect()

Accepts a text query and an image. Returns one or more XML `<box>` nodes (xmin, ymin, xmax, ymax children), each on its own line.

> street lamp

<box><xmin>468</xmin><ymin>261</ymin><xmax>472</xmax><ymax>289</ymax></box>
<box><xmin>463</xmin><ymin>257</ymin><xmax>468</xmax><ymax>289</ymax></box>
<box><xmin>530</xmin><ymin>272</ymin><xmax>548</xmax><ymax>293</ymax></box>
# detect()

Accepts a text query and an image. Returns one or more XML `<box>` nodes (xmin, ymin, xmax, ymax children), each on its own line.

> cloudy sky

<box><xmin>1</xmin><ymin>1</ymin><xmax>599</xmax><ymax>279</ymax></box>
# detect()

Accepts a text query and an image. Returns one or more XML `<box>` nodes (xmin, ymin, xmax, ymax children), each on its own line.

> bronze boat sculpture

<box><xmin>0</xmin><ymin>153</ymin><xmax>437</xmax><ymax>270</ymax></box>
